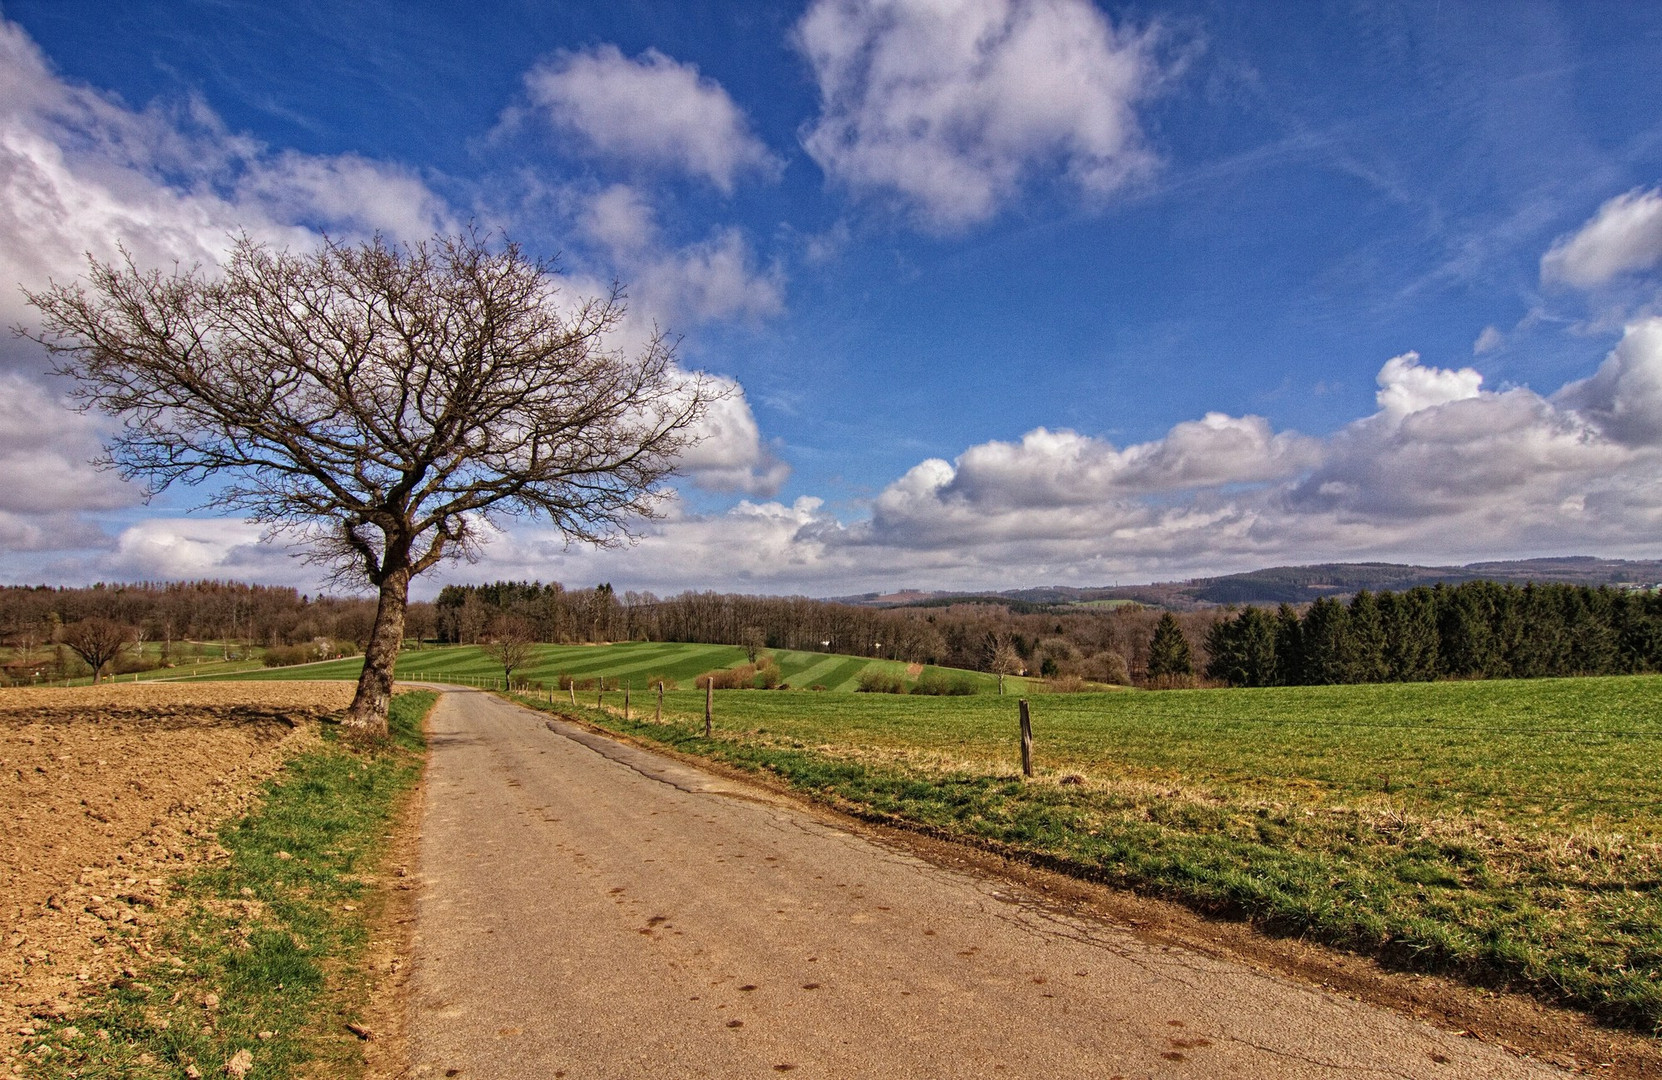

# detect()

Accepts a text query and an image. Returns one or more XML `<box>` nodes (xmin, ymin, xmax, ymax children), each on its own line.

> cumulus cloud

<box><xmin>577</xmin><ymin>184</ymin><xmax>783</xmax><ymax>323</ymax></box>
<box><xmin>0</xmin><ymin>374</ymin><xmax>132</xmax><ymax>514</ymax></box>
<box><xmin>0</xmin><ymin>14</ymin><xmax>463</xmax><ymax>577</ymax></box>
<box><xmin>675</xmin><ymin>375</ymin><xmax>792</xmax><ymax>496</ymax></box>
<box><xmin>35</xmin><ymin>328</ymin><xmax>1662</xmax><ymax>596</ymax></box>
<box><xmin>796</xmin><ymin>0</ymin><xmax>1161</xmax><ymax>230</ymax></box>
<box><xmin>523</xmin><ymin>45</ymin><xmax>780</xmax><ymax>192</ymax></box>
<box><xmin>0</xmin><ymin>15</ymin><xmax>452</xmax><ymax>339</ymax></box>
<box><xmin>1541</xmin><ymin>185</ymin><xmax>1662</xmax><ymax>289</ymax></box>
<box><xmin>101</xmin><ymin>518</ymin><xmax>281</xmax><ymax>581</ymax></box>
<box><xmin>1556</xmin><ymin>318</ymin><xmax>1662</xmax><ymax>446</ymax></box>
<box><xmin>1372</xmin><ymin>351</ymin><xmax>1483</xmax><ymax>420</ymax></box>
<box><xmin>519</xmin><ymin>333</ymin><xmax>1662</xmax><ymax>594</ymax></box>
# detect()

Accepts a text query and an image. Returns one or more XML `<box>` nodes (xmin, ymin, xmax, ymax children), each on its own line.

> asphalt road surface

<box><xmin>405</xmin><ymin>688</ymin><xmax>1565</xmax><ymax>1079</ymax></box>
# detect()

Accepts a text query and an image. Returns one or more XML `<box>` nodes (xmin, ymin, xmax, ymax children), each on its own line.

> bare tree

<box><xmin>481</xmin><ymin>615</ymin><xmax>538</xmax><ymax>683</ymax></box>
<box><xmin>22</xmin><ymin>231</ymin><xmax>712</xmax><ymax>735</ymax></box>
<box><xmin>60</xmin><ymin>617</ymin><xmax>135</xmax><ymax>684</ymax></box>
<box><xmin>738</xmin><ymin>625</ymin><xmax>766</xmax><ymax>664</ymax></box>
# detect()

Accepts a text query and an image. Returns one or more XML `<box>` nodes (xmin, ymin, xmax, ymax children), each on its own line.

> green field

<box><xmin>534</xmin><ymin>675</ymin><xmax>1662</xmax><ymax>1031</ymax></box>
<box><xmin>222</xmin><ymin>641</ymin><xmax>1025</xmax><ymax>694</ymax></box>
<box><xmin>2</xmin><ymin>640</ymin><xmax>271</xmax><ymax>686</ymax></box>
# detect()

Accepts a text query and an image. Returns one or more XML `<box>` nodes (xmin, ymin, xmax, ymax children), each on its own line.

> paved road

<box><xmin>406</xmin><ymin>689</ymin><xmax>1564</xmax><ymax>1079</ymax></box>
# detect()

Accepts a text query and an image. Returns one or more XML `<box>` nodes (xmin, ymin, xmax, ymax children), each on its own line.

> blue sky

<box><xmin>2</xmin><ymin>0</ymin><xmax>1662</xmax><ymax>596</ymax></box>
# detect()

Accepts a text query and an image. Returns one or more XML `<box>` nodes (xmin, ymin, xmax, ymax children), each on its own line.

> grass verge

<box><xmin>526</xmin><ymin>678</ymin><xmax>1662</xmax><ymax>1034</ymax></box>
<box><xmin>17</xmin><ymin>691</ymin><xmax>433</xmax><ymax>1080</ymax></box>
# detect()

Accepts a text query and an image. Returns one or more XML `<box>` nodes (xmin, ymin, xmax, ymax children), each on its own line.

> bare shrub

<box><xmin>856</xmin><ymin>668</ymin><xmax>908</xmax><ymax>694</ymax></box>
<box><xmin>910</xmin><ymin>668</ymin><xmax>976</xmax><ymax>695</ymax></box>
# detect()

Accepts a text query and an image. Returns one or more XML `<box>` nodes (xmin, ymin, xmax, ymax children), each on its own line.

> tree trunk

<box><xmin>346</xmin><ymin>566</ymin><xmax>411</xmax><ymax>737</ymax></box>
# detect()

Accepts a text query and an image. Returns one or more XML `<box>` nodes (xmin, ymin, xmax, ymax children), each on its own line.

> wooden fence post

<box><xmin>1018</xmin><ymin>699</ymin><xmax>1034</xmax><ymax>778</ymax></box>
<box><xmin>704</xmin><ymin>680</ymin><xmax>713</xmax><ymax>737</ymax></box>
<box><xmin>569</xmin><ymin>683</ymin><xmax>576</xmax><ymax>706</ymax></box>
<box><xmin>656</xmin><ymin>681</ymin><xmax>664</xmax><ymax>722</ymax></box>
<box><xmin>624</xmin><ymin>684</ymin><xmax>631</xmax><ymax>720</ymax></box>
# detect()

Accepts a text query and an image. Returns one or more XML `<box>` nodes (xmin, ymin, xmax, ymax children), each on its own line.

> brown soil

<box><xmin>0</xmin><ymin>682</ymin><xmax>353</xmax><ymax>1073</ymax></box>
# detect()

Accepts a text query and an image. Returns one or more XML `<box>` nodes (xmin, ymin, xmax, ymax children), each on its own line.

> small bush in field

<box><xmin>756</xmin><ymin>660</ymin><xmax>783</xmax><ymax>689</ymax></box>
<box><xmin>645</xmin><ymin>674</ymin><xmax>678</xmax><ymax>692</ymax></box>
<box><xmin>263</xmin><ymin>644</ymin><xmax>314</xmax><ymax>668</ymax></box>
<box><xmin>698</xmin><ymin>664</ymin><xmax>757</xmax><ymax>690</ymax></box>
<box><xmin>1041</xmin><ymin>675</ymin><xmax>1091</xmax><ymax>693</ymax></box>
<box><xmin>810</xmin><ymin>684</ymin><xmax>829</xmax><ymax>691</ymax></box>
<box><xmin>911</xmin><ymin>668</ymin><xmax>976</xmax><ymax>695</ymax></box>
<box><xmin>856</xmin><ymin>668</ymin><xmax>907</xmax><ymax>694</ymax></box>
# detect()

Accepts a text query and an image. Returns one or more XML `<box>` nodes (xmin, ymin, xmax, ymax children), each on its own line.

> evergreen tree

<box><xmin>1237</xmin><ymin>606</ymin><xmax>1277</xmax><ymax>686</ymax></box>
<box><xmin>1346</xmin><ymin>590</ymin><xmax>1388</xmax><ymax>683</ymax></box>
<box><xmin>1203</xmin><ymin>613</ymin><xmax>1245</xmax><ymax>685</ymax></box>
<box><xmin>1204</xmin><ymin>607</ymin><xmax>1276</xmax><ymax>687</ymax></box>
<box><xmin>1300</xmin><ymin>597</ymin><xmax>1351</xmax><ymax>684</ymax></box>
<box><xmin>1437</xmin><ymin>582</ymin><xmax>1498</xmax><ymax>678</ymax></box>
<box><xmin>1566</xmin><ymin>586</ymin><xmax>1620</xmax><ymax>675</ymax></box>
<box><xmin>1613</xmin><ymin>590</ymin><xmax>1662</xmax><ymax>672</ymax></box>
<box><xmin>1384</xmin><ymin>586</ymin><xmax>1439</xmax><ymax>681</ymax></box>
<box><xmin>1146</xmin><ymin>612</ymin><xmax>1194</xmax><ymax>683</ymax></box>
<box><xmin>1273</xmin><ymin>603</ymin><xmax>1304</xmax><ymax>685</ymax></box>
<box><xmin>1508</xmin><ymin>583</ymin><xmax>1562</xmax><ymax>678</ymax></box>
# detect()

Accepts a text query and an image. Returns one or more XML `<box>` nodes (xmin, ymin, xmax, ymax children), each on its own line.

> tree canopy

<box><xmin>23</xmin><ymin>230</ymin><xmax>714</xmax><ymax>732</ymax></box>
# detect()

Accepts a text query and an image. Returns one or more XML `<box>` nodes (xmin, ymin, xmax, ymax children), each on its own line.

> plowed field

<box><xmin>0</xmin><ymin>682</ymin><xmax>351</xmax><ymax>1066</ymax></box>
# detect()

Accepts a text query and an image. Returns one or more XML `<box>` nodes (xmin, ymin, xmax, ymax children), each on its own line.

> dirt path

<box><xmin>405</xmin><ymin>689</ymin><xmax>1572</xmax><ymax>1079</ymax></box>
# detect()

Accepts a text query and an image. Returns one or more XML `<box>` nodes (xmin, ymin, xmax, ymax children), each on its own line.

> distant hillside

<box><xmin>844</xmin><ymin>557</ymin><xmax>1662</xmax><ymax>611</ymax></box>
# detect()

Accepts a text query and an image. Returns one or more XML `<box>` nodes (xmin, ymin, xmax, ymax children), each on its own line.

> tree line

<box><xmin>0</xmin><ymin>581</ymin><xmax>423</xmax><ymax>683</ymax></box>
<box><xmin>1202</xmin><ymin>581</ymin><xmax>1662</xmax><ymax>687</ymax></box>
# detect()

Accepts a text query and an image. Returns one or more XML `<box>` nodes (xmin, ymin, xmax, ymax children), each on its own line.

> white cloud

<box><xmin>1373</xmin><ymin>351</ymin><xmax>1483</xmax><ymax>420</ymax></box>
<box><xmin>1541</xmin><ymin>185</ymin><xmax>1662</xmax><ymax>289</ymax></box>
<box><xmin>576</xmin><ymin>184</ymin><xmax>783</xmax><ymax>323</ymax></box>
<box><xmin>233</xmin><ymin>150</ymin><xmax>456</xmax><ymax>240</ymax></box>
<box><xmin>524</xmin><ymin>45</ymin><xmax>780</xmax><ymax>192</ymax></box>
<box><xmin>0</xmin><ymin>374</ymin><xmax>132</xmax><ymax>513</ymax></box>
<box><xmin>1472</xmin><ymin>325</ymin><xmax>1504</xmax><ymax>354</ymax></box>
<box><xmin>0</xmin><ymin>15</ymin><xmax>460</xmax><ymax>575</ymax></box>
<box><xmin>0</xmin><ymin>15</ymin><xmax>453</xmax><ymax>341</ymax></box>
<box><xmin>1555</xmin><ymin>317</ymin><xmax>1662</xmax><ymax>446</ymax></box>
<box><xmin>796</xmin><ymin>0</ymin><xmax>1161</xmax><ymax>230</ymax></box>
<box><xmin>103</xmin><ymin>518</ymin><xmax>280</xmax><ymax>581</ymax></box>
<box><xmin>518</xmin><ymin>335</ymin><xmax>1662</xmax><ymax>594</ymax></box>
<box><xmin>673</xmin><ymin>374</ymin><xmax>792</xmax><ymax>496</ymax></box>
<box><xmin>25</xmin><ymin>331</ymin><xmax>1662</xmax><ymax>597</ymax></box>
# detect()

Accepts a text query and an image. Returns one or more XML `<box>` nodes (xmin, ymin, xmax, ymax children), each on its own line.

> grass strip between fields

<box><xmin>17</xmin><ymin>691</ymin><xmax>433</xmax><ymax>1080</ymax></box>
<box><xmin>531</xmin><ymin>686</ymin><xmax>1662</xmax><ymax>1036</ymax></box>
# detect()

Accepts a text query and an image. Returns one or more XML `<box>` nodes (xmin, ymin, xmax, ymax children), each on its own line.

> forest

<box><xmin>4</xmin><ymin>577</ymin><xmax>1660</xmax><ymax>688</ymax></box>
<box><xmin>1203</xmin><ymin>581</ymin><xmax>1662</xmax><ymax>685</ymax></box>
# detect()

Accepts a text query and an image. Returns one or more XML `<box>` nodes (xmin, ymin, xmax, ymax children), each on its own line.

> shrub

<box><xmin>756</xmin><ymin>660</ymin><xmax>783</xmax><ymax>689</ymax></box>
<box><xmin>697</xmin><ymin>664</ymin><xmax>757</xmax><ymax>690</ymax></box>
<box><xmin>856</xmin><ymin>668</ymin><xmax>907</xmax><ymax>694</ymax></box>
<box><xmin>262</xmin><ymin>644</ymin><xmax>314</xmax><ymax>668</ymax></box>
<box><xmin>644</xmin><ymin>675</ymin><xmax>678</xmax><ymax>692</ymax></box>
<box><xmin>1080</xmin><ymin>651</ymin><xmax>1131</xmax><ymax>686</ymax></box>
<box><xmin>910</xmin><ymin>668</ymin><xmax>976</xmax><ymax>695</ymax></box>
<box><xmin>810</xmin><ymin>684</ymin><xmax>829</xmax><ymax>692</ymax></box>
<box><xmin>1040</xmin><ymin>675</ymin><xmax>1090</xmax><ymax>693</ymax></box>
